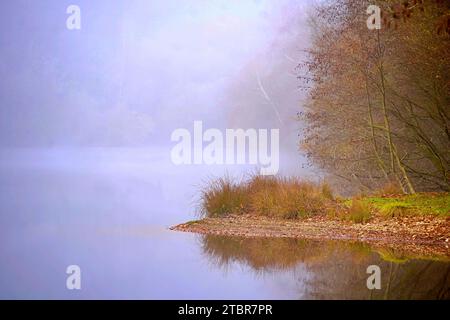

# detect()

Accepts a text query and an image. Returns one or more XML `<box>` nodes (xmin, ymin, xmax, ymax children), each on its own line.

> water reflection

<box><xmin>0</xmin><ymin>148</ymin><xmax>448</xmax><ymax>299</ymax></box>
<box><xmin>200</xmin><ymin>235</ymin><xmax>450</xmax><ymax>299</ymax></box>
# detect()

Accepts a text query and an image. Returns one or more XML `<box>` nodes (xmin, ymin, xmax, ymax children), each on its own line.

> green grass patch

<box><xmin>360</xmin><ymin>193</ymin><xmax>450</xmax><ymax>217</ymax></box>
<box><xmin>379</xmin><ymin>202</ymin><xmax>413</xmax><ymax>218</ymax></box>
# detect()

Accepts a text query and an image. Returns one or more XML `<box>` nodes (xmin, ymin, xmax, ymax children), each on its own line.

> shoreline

<box><xmin>170</xmin><ymin>214</ymin><xmax>450</xmax><ymax>259</ymax></box>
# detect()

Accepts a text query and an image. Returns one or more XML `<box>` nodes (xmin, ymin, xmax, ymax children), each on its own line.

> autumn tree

<box><xmin>299</xmin><ymin>0</ymin><xmax>449</xmax><ymax>194</ymax></box>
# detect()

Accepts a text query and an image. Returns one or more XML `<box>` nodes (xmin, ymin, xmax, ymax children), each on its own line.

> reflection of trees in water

<box><xmin>200</xmin><ymin>236</ymin><xmax>330</xmax><ymax>271</ymax></box>
<box><xmin>305</xmin><ymin>249</ymin><xmax>450</xmax><ymax>300</ymax></box>
<box><xmin>200</xmin><ymin>235</ymin><xmax>450</xmax><ymax>299</ymax></box>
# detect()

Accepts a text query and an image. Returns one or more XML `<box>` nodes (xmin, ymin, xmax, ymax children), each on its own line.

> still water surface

<box><xmin>0</xmin><ymin>148</ymin><xmax>448</xmax><ymax>299</ymax></box>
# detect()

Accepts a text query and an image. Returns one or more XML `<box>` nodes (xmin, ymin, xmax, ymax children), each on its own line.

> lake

<box><xmin>0</xmin><ymin>148</ymin><xmax>448</xmax><ymax>299</ymax></box>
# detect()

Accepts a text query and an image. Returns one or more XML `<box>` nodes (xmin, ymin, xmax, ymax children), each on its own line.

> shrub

<box><xmin>321</xmin><ymin>182</ymin><xmax>334</xmax><ymax>200</ymax></box>
<box><xmin>347</xmin><ymin>199</ymin><xmax>371</xmax><ymax>224</ymax></box>
<box><xmin>200</xmin><ymin>176</ymin><xmax>248</xmax><ymax>217</ymax></box>
<box><xmin>277</xmin><ymin>181</ymin><xmax>321</xmax><ymax>219</ymax></box>
<box><xmin>200</xmin><ymin>175</ymin><xmax>331</xmax><ymax>219</ymax></box>
<box><xmin>246</xmin><ymin>175</ymin><xmax>281</xmax><ymax>216</ymax></box>
<box><xmin>247</xmin><ymin>177</ymin><xmax>327</xmax><ymax>219</ymax></box>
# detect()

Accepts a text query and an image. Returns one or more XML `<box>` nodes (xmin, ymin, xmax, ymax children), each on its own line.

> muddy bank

<box><xmin>171</xmin><ymin>214</ymin><xmax>450</xmax><ymax>258</ymax></box>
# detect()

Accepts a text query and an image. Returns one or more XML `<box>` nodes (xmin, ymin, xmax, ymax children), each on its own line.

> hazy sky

<box><xmin>0</xmin><ymin>0</ymin><xmax>313</xmax><ymax>148</ymax></box>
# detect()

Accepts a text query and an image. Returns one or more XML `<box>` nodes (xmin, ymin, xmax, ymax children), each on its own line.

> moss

<box><xmin>358</xmin><ymin>193</ymin><xmax>450</xmax><ymax>217</ymax></box>
<box><xmin>379</xmin><ymin>202</ymin><xmax>413</xmax><ymax>218</ymax></box>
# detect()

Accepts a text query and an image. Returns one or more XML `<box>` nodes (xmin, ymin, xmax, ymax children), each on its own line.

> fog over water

<box><xmin>0</xmin><ymin>0</ymin><xmax>318</xmax><ymax>299</ymax></box>
<box><xmin>5</xmin><ymin>1</ymin><xmax>444</xmax><ymax>300</ymax></box>
<box><xmin>0</xmin><ymin>0</ymin><xmax>315</xmax><ymax>225</ymax></box>
<box><xmin>0</xmin><ymin>0</ymin><xmax>311</xmax><ymax>153</ymax></box>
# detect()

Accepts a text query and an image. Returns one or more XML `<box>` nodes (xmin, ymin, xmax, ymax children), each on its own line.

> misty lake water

<box><xmin>0</xmin><ymin>148</ymin><xmax>448</xmax><ymax>299</ymax></box>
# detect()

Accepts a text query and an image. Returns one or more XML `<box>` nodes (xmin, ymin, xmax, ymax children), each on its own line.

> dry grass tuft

<box><xmin>200</xmin><ymin>175</ymin><xmax>332</xmax><ymax>219</ymax></box>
